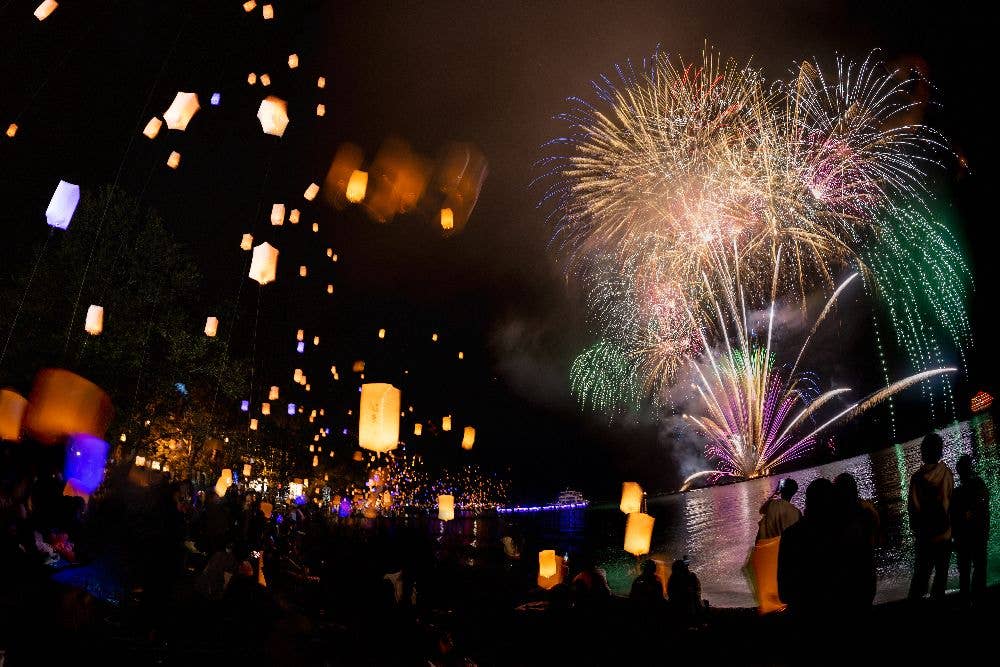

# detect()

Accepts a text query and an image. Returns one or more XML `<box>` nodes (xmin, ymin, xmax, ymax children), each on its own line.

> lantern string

<box><xmin>0</xmin><ymin>228</ymin><xmax>53</xmax><ymax>370</ymax></box>
<box><xmin>61</xmin><ymin>7</ymin><xmax>194</xmax><ymax>358</ymax></box>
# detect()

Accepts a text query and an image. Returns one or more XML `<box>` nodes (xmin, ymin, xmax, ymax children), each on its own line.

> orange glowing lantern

<box><xmin>269</xmin><ymin>386</ymin><xmax>279</xmax><ymax>401</ymax></box>
<box><xmin>262</xmin><ymin>4</ymin><xmax>273</xmax><ymax>19</ymax></box>
<box><xmin>247</xmin><ymin>72</ymin><xmax>257</xmax><ymax>85</ymax></box>
<box><xmin>304</xmin><ymin>183</ymin><xmax>319</xmax><ymax>201</ymax></box>
<box><xmin>257</xmin><ymin>96</ymin><xmax>288</xmax><ymax>136</ymax></box>
<box><xmin>316</xmin><ymin>104</ymin><xmax>326</xmax><ymax>117</ymax></box>
<box><xmin>249</xmin><ymin>418</ymin><xmax>258</xmax><ymax>430</ymax></box>
<box><xmin>85</xmin><ymin>305</ymin><xmax>104</xmax><ymax>335</ymax></box>
<box><xmin>23</xmin><ymin>369</ymin><xmax>113</xmax><ymax>445</ymax></box>
<box><xmin>270</xmin><ymin>203</ymin><xmax>285</xmax><ymax>225</ymax></box>
<box><xmin>414</xmin><ymin>423</ymin><xmax>422</xmax><ymax>436</ymax></box>
<box><xmin>440</xmin><ymin>208</ymin><xmax>454</xmax><ymax>231</ymax></box>
<box><xmin>462</xmin><ymin>426</ymin><xmax>475</xmax><ymax>450</ymax></box>
<box><xmin>34</xmin><ymin>1</ymin><xmax>58</xmax><ymax>20</ymax></box>
<box><xmin>971</xmin><ymin>391</ymin><xmax>993</xmax><ymax>414</ymax></box>
<box><xmin>142</xmin><ymin>117</ymin><xmax>162</xmax><ymax>139</ymax></box>
<box><xmin>204</xmin><ymin>316</ymin><xmax>219</xmax><ymax>337</ymax></box>
<box><xmin>442</xmin><ymin>415</ymin><xmax>452</xmax><ymax>432</ymax></box>
<box><xmin>299</xmin><ymin>265</ymin><xmax>307</xmax><ymax>277</ymax></box>
<box><xmin>317</xmin><ymin>76</ymin><xmax>326</xmax><ymax>88</ymax></box>
<box><xmin>166</xmin><ymin>151</ymin><xmax>181</xmax><ymax>169</ymax></box>
<box><xmin>243</xmin><ymin>464</ymin><xmax>252</xmax><ymax>477</ymax></box>
<box><xmin>261</xmin><ymin>402</ymin><xmax>270</xmax><ymax>416</ymax></box>
<box><xmin>537</xmin><ymin>552</ymin><xmax>565</xmax><ymax>590</ymax></box>
<box><xmin>620</xmin><ymin>482</ymin><xmax>643</xmax><ymax>514</ymax></box>
<box><xmin>241</xmin><ymin>233</ymin><xmax>253</xmax><ymax>250</ymax></box>
<box><xmin>287</xmin><ymin>53</ymin><xmax>299</xmax><ymax>68</ymax></box>
<box><xmin>289</xmin><ymin>208</ymin><xmax>300</xmax><ymax>224</ymax></box>
<box><xmin>249</xmin><ymin>242</ymin><xmax>278</xmax><ymax>285</ymax></box>
<box><xmin>297</xmin><ymin>329</ymin><xmax>305</xmax><ymax>341</ymax></box>
<box><xmin>438</xmin><ymin>494</ymin><xmax>455</xmax><ymax>521</ymax></box>
<box><xmin>260</xmin><ymin>74</ymin><xmax>271</xmax><ymax>87</ymax></box>
<box><xmin>358</xmin><ymin>383</ymin><xmax>401</xmax><ymax>453</ymax></box>
<box><xmin>243</xmin><ymin>1</ymin><xmax>256</xmax><ymax>11</ymax></box>
<box><xmin>352</xmin><ymin>450</ymin><xmax>363</xmax><ymax>462</ymax></box>
<box><xmin>0</xmin><ymin>389</ymin><xmax>29</xmax><ymax>441</ymax></box>
<box><xmin>538</xmin><ymin>550</ymin><xmax>557</xmax><ymax>578</ymax></box>
<box><xmin>346</xmin><ymin>170</ymin><xmax>368</xmax><ymax>203</ymax></box>
<box><xmin>353</xmin><ymin>360</ymin><xmax>365</xmax><ymax>373</ymax></box>
<box><xmin>163</xmin><ymin>92</ymin><xmax>200</xmax><ymax>131</ymax></box>
<box><xmin>624</xmin><ymin>512</ymin><xmax>654</xmax><ymax>556</ymax></box>
<box><xmin>6</xmin><ymin>124</ymin><xmax>18</xmax><ymax>138</ymax></box>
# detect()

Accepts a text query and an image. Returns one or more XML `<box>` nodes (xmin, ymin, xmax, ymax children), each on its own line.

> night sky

<box><xmin>1</xmin><ymin>1</ymin><xmax>996</xmax><ymax>501</ymax></box>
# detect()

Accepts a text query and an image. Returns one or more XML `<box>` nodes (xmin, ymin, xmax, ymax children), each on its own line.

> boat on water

<box><xmin>498</xmin><ymin>488</ymin><xmax>589</xmax><ymax>513</ymax></box>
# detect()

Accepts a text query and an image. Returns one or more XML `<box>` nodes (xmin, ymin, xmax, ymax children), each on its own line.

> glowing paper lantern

<box><xmin>269</xmin><ymin>386</ymin><xmax>279</xmax><ymax>400</ymax></box>
<box><xmin>303</xmin><ymin>183</ymin><xmax>319</xmax><ymax>201</ymax></box>
<box><xmin>271</xmin><ymin>203</ymin><xmax>285</xmax><ymax>225</ymax></box>
<box><xmin>458</xmin><ymin>351</ymin><xmax>464</xmax><ymax>359</ymax></box>
<box><xmin>248</xmin><ymin>72</ymin><xmax>257</xmax><ymax>85</ymax></box>
<box><xmin>260</xmin><ymin>74</ymin><xmax>271</xmax><ymax>87</ymax></box>
<box><xmin>316</xmin><ymin>104</ymin><xmax>326</xmax><ymax>117</ymax></box>
<box><xmin>249</xmin><ymin>242</ymin><xmax>279</xmax><ymax>285</ymax></box>
<box><xmin>257</xmin><ymin>96</ymin><xmax>289</xmax><ymax>137</ymax></box>
<box><xmin>297</xmin><ymin>329</ymin><xmax>304</xmax><ymax>341</ymax></box>
<box><xmin>6</xmin><ymin>124</ymin><xmax>17</xmax><ymax>138</ymax></box>
<box><xmin>462</xmin><ymin>426</ymin><xmax>475</xmax><ymax>450</ymax></box>
<box><xmin>313</xmin><ymin>336</ymin><xmax>320</xmax><ymax>345</ymax></box>
<box><xmin>204</xmin><ymin>316</ymin><xmax>219</xmax><ymax>337</ymax></box>
<box><xmin>85</xmin><ymin>305</ymin><xmax>104</xmax><ymax>335</ymax></box>
<box><xmin>438</xmin><ymin>494</ymin><xmax>455</xmax><ymax>521</ymax></box>
<box><xmin>538</xmin><ymin>553</ymin><xmax>565</xmax><ymax>590</ymax></box>
<box><xmin>352</xmin><ymin>450</ymin><xmax>363</xmax><ymax>462</ymax></box>
<box><xmin>261</xmin><ymin>402</ymin><xmax>270</xmax><ymax>415</ymax></box>
<box><xmin>23</xmin><ymin>369</ymin><xmax>113</xmax><ymax>445</ymax></box>
<box><xmin>45</xmin><ymin>180</ymin><xmax>80</xmax><ymax>230</ymax></box>
<box><xmin>311</xmin><ymin>222</ymin><xmax>319</xmax><ymax>233</ymax></box>
<box><xmin>243</xmin><ymin>464</ymin><xmax>252</xmax><ymax>477</ymax></box>
<box><xmin>262</xmin><ymin>4</ymin><xmax>273</xmax><ymax>19</ymax></box>
<box><xmin>442</xmin><ymin>415</ymin><xmax>452</xmax><ymax>431</ymax></box>
<box><xmin>620</xmin><ymin>482</ymin><xmax>643</xmax><ymax>514</ymax></box>
<box><xmin>326</xmin><ymin>284</ymin><xmax>334</xmax><ymax>294</ymax></box>
<box><xmin>346</xmin><ymin>170</ymin><xmax>368</xmax><ymax>203</ymax></box>
<box><xmin>241</xmin><ymin>400</ymin><xmax>249</xmax><ymax>412</ymax></box>
<box><xmin>0</xmin><ymin>389</ymin><xmax>29</xmax><ymax>441</ymax></box>
<box><xmin>440</xmin><ymin>208</ymin><xmax>454</xmax><ymax>231</ymax></box>
<box><xmin>289</xmin><ymin>209</ymin><xmax>300</xmax><ymax>224</ymax></box>
<box><xmin>414</xmin><ymin>423</ymin><xmax>422</xmax><ymax>436</ymax></box>
<box><xmin>34</xmin><ymin>1</ymin><xmax>58</xmax><ymax>21</ymax></box>
<box><xmin>142</xmin><ymin>117</ymin><xmax>162</xmax><ymax>139</ymax></box>
<box><xmin>151</xmin><ymin>461</ymin><xmax>161</xmax><ymax>471</ymax></box>
<box><xmin>312</xmin><ymin>455</ymin><xmax>319</xmax><ymax>467</ymax></box>
<box><xmin>163</xmin><ymin>92</ymin><xmax>200</xmax><ymax>131</ymax></box>
<box><xmin>432</xmin><ymin>333</ymin><xmax>438</xmax><ymax>342</ymax></box>
<box><xmin>539</xmin><ymin>550</ymin><xmax>557</xmax><ymax>578</ymax></box>
<box><xmin>299</xmin><ymin>265</ymin><xmax>307</xmax><ymax>277</ymax></box>
<box><xmin>166</xmin><ymin>151</ymin><xmax>181</xmax><ymax>169</ymax></box>
<box><xmin>214</xmin><ymin>469</ymin><xmax>233</xmax><ymax>497</ymax></box>
<box><xmin>378</xmin><ymin>328</ymin><xmax>386</xmax><ymax>339</ymax></box>
<box><xmin>353</xmin><ymin>360</ymin><xmax>365</xmax><ymax>373</ymax></box>
<box><xmin>249</xmin><ymin>418</ymin><xmax>258</xmax><ymax>430</ymax></box>
<box><xmin>135</xmin><ymin>456</ymin><xmax>146</xmax><ymax>467</ymax></box>
<box><xmin>624</xmin><ymin>512</ymin><xmax>654</xmax><ymax>556</ymax></box>
<box><xmin>317</xmin><ymin>76</ymin><xmax>326</xmax><ymax>88</ymax></box>
<box><xmin>241</xmin><ymin>233</ymin><xmax>253</xmax><ymax>250</ymax></box>
<box><xmin>64</xmin><ymin>434</ymin><xmax>109</xmax><ymax>494</ymax></box>
<box><xmin>242</xmin><ymin>1</ymin><xmax>256</xmax><ymax>12</ymax></box>
<box><xmin>293</xmin><ymin>368</ymin><xmax>304</xmax><ymax>383</ymax></box>
<box><xmin>288</xmin><ymin>53</ymin><xmax>299</xmax><ymax>68</ymax></box>
<box><xmin>358</xmin><ymin>383</ymin><xmax>401</xmax><ymax>453</ymax></box>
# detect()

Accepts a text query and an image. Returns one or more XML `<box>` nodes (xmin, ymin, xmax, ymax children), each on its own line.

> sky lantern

<box><xmin>620</xmin><ymin>482</ymin><xmax>643</xmax><ymax>514</ymax></box>
<box><xmin>85</xmin><ymin>305</ymin><xmax>104</xmax><ymax>335</ymax></box>
<box><xmin>303</xmin><ymin>183</ymin><xmax>319</xmax><ymax>201</ymax></box>
<box><xmin>299</xmin><ymin>265</ymin><xmax>307</xmax><ymax>277</ymax></box>
<box><xmin>257</xmin><ymin>96</ymin><xmax>289</xmax><ymax>136</ymax></box>
<box><xmin>241</xmin><ymin>234</ymin><xmax>253</xmax><ymax>250</ymax></box>
<box><xmin>23</xmin><ymin>369</ymin><xmax>113</xmax><ymax>445</ymax></box>
<box><xmin>539</xmin><ymin>550</ymin><xmax>557</xmax><ymax>578</ymax></box>
<box><xmin>63</xmin><ymin>434</ymin><xmax>109</xmax><ymax>495</ymax></box>
<box><xmin>242</xmin><ymin>1</ymin><xmax>256</xmax><ymax>11</ymax></box>
<box><xmin>288</xmin><ymin>53</ymin><xmax>299</xmax><ymax>68</ymax></box>
<box><xmin>458</xmin><ymin>351</ymin><xmax>464</xmax><ymax>359</ymax></box>
<box><xmin>297</xmin><ymin>329</ymin><xmax>304</xmax><ymax>341</ymax></box>
<box><xmin>293</xmin><ymin>368</ymin><xmax>304</xmax><ymax>383</ymax></box>
<box><xmin>241</xmin><ymin>400</ymin><xmax>249</xmax><ymax>412</ymax></box>
<box><xmin>311</xmin><ymin>222</ymin><xmax>319</xmax><ymax>233</ymax></box>
<box><xmin>150</xmin><ymin>460</ymin><xmax>161</xmax><ymax>471</ymax></box>
<box><xmin>34</xmin><ymin>1</ymin><xmax>58</xmax><ymax>21</ymax></box>
<box><xmin>440</xmin><ymin>208</ymin><xmax>454</xmax><ymax>231</ymax></box>
<box><xmin>624</xmin><ymin>512</ymin><xmax>654</xmax><ymax>556</ymax></box>
<box><xmin>262</xmin><ymin>3</ymin><xmax>274</xmax><ymax>19</ymax></box>
<box><xmin>214</xmin><ymin>469</ymin><xmax>233</xmax><ymax>497</ymax></box>
<box><xmin>316</xmin><ymin>104</ymin><xmax>326</xmax><ymax>117</ymax></box>
<box><xmin>249</xmin><ymin>242</ymin><xmax>278</xmax><ymax>284</ymax></box>
<box><xmin>269</xmin><ymin>386</ymin><xmax>279</xmax><ymax>400</ymax></box>
<box><xmin>442</xmin><ymin>415</ymin><xmax>452</xmax><ymax>431</ymax></box>
<box><xmin>142</xmin><ymin>117</ymin><xmax>162</xmax><ymax>139</ymax></box>
<box><xmin>317</xmin><ymin>76</ymin><xmax>326</xmax><ymax>88</ymax></box>
<box><xmin>346</xmin><ymin>170</ymin><xmax>368</xmax><ymax>203</ymax></box>
<box><xmin>289</xmin><ymin>208</ymin><xmax>300</xmax><ymax>224</ymax></box>
<box><xmin>359</xmin><ymin>383</ymin><xmax>401</xmax><ymax>453</ymax></box>
<box><xmin>270</xmin><ymin>203</ymin><xmax>285</xmax><ymax>225</ymax></box>
<box><xmin>260</xmin><ymin>74</ymin><xmax>271</xmax><ymax>87</ymax></box>
<box><xmin>432</xmin><ymin>333</ymin><xmax>438</xmax><ymax>342</ymax></box>
<box><xmin>313</xmin><ymin>335</ymin><xmax>320</xmax><ymax>345</ymax></box>
<box><xmin>462</xmin><ymin>426</ymin><xmax>475</xmax><ymax>450</ymax></box>
<box><xmin>248</xmin><ymin>72</ymin><xmax>257</xmax><ymax>85</ymax></box>
<box><xmin>204</xmin><ymin>316</ymin><xmax>219</xmax><ymax>337</ymax></box>
<box><xmin>134</xmin><ymin>455</ymin><xmax>146</xmax><ymax>467</ymax></box>
<box><xmin>378</xmin><ymin>328</ymin><xmax>386</xmax><ymax>339</ymax></box>
<box><xmin>166</xmin><ymin>151</ymin><xmax>181</xmax><ymax>169</ymax></box>
<box><xmin>249</xmin><ymin>418</ymin><xmax>258</xmax><ymax>430</ymax></box>
<box><xmin>312</xmin><ymin>455</ymin><xmax>319</xmax><ymax>467</ymax></box>
<box><xmin>163</xmin><ymin>92</ymin><xmax>200</xmax><ymax>131</ymax></box>
<box><xmin>45</xmin><ymin>180</ymin><xmax>80</xmax><ymax>229</ymax></box>
<box><xmin>0</xmin><ymin>389</ymin><xmax>28</xmax><ymax>441</ymax></box>
<box><xmin>353</xmin><ymin>360</ymin><xmax>365</xmax><ymax>372</ymax></box>
<box><xmin>243</xmin><ymin>463</ymin><xmax>252</xmax><ymax>477</ymax></box>
<box><xmin>261</xmin><ymin>402</ymin><xmax>270</xmax><ymax>415</ymax></box>
<box><xmin>438</xmin><ymin>494</ymin><xmax>455</xmax><ymax>521</ymax></box>
<box><xmin>5</xmin><ymin>124</ymin><xmax>17</xmax><ymax>138</ymax></box>
<box><xmin>210</xmin><ymin>92</ymin><xmax>221</xmax><ymax>106</ymax></box>
<box><xmin>414</xmin><ymin>423</ymin><xmax>422</xmax><ymax>436</ymax></box>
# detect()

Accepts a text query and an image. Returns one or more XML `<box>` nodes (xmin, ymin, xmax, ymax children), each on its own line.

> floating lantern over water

<box><xmin>539</xmin><ymin>550</ymin><xmax>557</xmax><ymax>578</ymax></box>
<box><xmin>241</xmin><ymin>233</ymin><xmax>253</xmax><ymax>250</ymax></box>
<box><xmin>166</xmin><ymin>151</ymin><xmax>181</xmax><ymax>169</ymax></box>
<box><xmin>312</xmin><ymin>455</ymin><xmax>319</xmax><ymax>467</ymax></box>
<box><xmin>241</xmin><ymin>400</ymin><xmax>249</xmax><ymax>412</ymax></box>
<box><xmin>359</xmin><ymin>383</ymin><xmax>401</xmax><ymax>453</ymax></box>
<box><xmin>163</xmin><ymin>92</ymin><xmax>200</xmax><ymax>131</ymax></box>
<box><xmin>346</xmin><ymin>170</ymin><xmax>368</xmax><ymax>203</ymax></box>
<box><xmin>313</xmin><ymin>336</ymin><xmax>319</xmax><ymax>346</ymax></box>
<box><xmin>34</xmin><ymin>1</ymin><xmax>58</xmax><ymax>20</ymax></box>
<box><xmin>257</xmin><ymin>96</ymin><xmax>288</xmax><ymax>136</ymax></box>
<box><xmin>620</xmin><ymin>482</ymin><xmax>643</xmax><ymax>514</ymax></box>
<box><xmin>432</xmin><ymin>333</ymin><xmax>438</xmax><ymax>342</ymax></box>
<box><xmin>326</xmin><ymin>284</ymin><xmax>334</xmax><ymax>294</ymax></box>
<box><xmin>440</xmin><ymin>208</ymin><xmax>454</xmax><ymax>231</ymax></box>
<box><xmin>353</xmin><ymin>360</ymin><xmax>365</xmax><ymax>372</ymax></box>
<box><xmin>287</xmin><ymin>53</ymin><xmax>299</xmax><ymax>68</ymax></box>
<box><xmin>414</xmin><ymin>423</ymin><xmax>422</xmax><ymax>436</ymax></box>
<box><xmin>438</xmin><ymin>494</ymin><xmax>454</xmax><ymax>521</ymax></box>
<box><xmin>304</xmin><ymin>183</ymin><xmax>319</xmax><ymax>201</ymax></box>
<box><xmin>270</xmin><ymin>203</ymin><xmax>285</xmax><ymax>225</ymax></box>
<box><xmin>458</xmin><ymin>352</ymin><xmax>464</xmax><ymax>360</ymax></box>
<box><xmin>287</xmin><ymin>403</ymin><xmax>296</xmax><ymax>415</ymax></box>
<box><xmin>442</xmin><ymin>415</ymin><xmax>452</xmax><ymax>431</ymax></box>
<box><xmin>624</xmin><ymin>512</ymin><xmax>654</xmax><ymax>556</ymax></box>
<box><xmin>0</xmin><ymin>389</ymin><xmax>28</xmax><ymax>441</ymax></box>
<box><xmin>204</xmin><ymin>316</ymin><xmax>218</xmax><ymax>337</ymax></box>
<box><xmin>297</xmin><ymin>329</ymin><xmax>304</xmax><ymax>341</ymax></box>
<box><xmin>462</xmin><ymin>426</ymin><xmax>475</xmax><ymax>450</ymax></box>
<box><xmin>249</xmin><ymin>242</ymin><xmax>278</xmax><ymax>285</ymax></box>
<box><xmin>142</xmin><ymin>117</ymin><xmax>162</xmax><ymax>139</ymax></box>
<box><xmin>45</xmin><ymin>180</ymin><xmax>80</xmax><ymax>229</ymax></box>
<box><xmin>23</xmin><ymin>369</ymin><xmax>113</xmax><ymax>445</ymax></box>
<box><xmin>85</xmin><ymin>305</ymin><xmax>104</xmax><ymax>335</ymax></box>
<box><xmin>538</xmin><ymin>552</ymin><xmax>565</xmax><ymax>590</ymax></box>
<box><xmin>210</xmin><ymin>92</ymin><xmax>221</xmax><ymax>106</ymax></box>
<box><xmin>293</xmin><ymin>368</ymin><xmax>304</xmax><ymax>383</ymax></box>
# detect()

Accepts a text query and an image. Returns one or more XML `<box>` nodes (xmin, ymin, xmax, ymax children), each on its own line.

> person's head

<box><xmin>778</xmin><ymin>478</ymin><xmax>799</xmax><ymax>501</ymax></box>
<box><xmin>672</xmin><ymin>558</ymin><xmax>688</xmax><ymax>575</ymax></box>
<box><xmin>641</xmin><ymin>559</ymin><xmax>657</xmax><ymax>577</ymax></box>
<box><xmin>804</xmin><ymin>478</ymin><xmax>835</xmax><ymax>522</ymax></box>
<box><xmin>833</xmin><ymin>473</ymin><xmax>859</xmax><ymax>506</ymax></box>
<box><xmin>957</xmin><ymin>454</ymin><xmax>973</xmax><ymax>480</ymax></box>
<box><xmin>920</xmin><ymin>432</ymin><xmax>944</xmax><ymax>465</ymax></box>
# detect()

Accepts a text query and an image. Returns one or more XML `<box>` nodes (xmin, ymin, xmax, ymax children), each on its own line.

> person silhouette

<box><xmin>907</xmin><ymin>432</ymin><xmax>954</xmax><ymax>601</ymax></box>
<box><xmin>951</xmin><ymin>454</ymin><xmax>989</xmax><ymax>603</ymax></box>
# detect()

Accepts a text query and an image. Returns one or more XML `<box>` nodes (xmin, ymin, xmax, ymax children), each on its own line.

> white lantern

<box><xmin>270</xmin><ymin>203</ymin><xmax>285</xmax><ymax>225</ymax></box>
<box><xmin>620</xmin><ymin>482</ymin><xmax>643</xmax><ymax>514</ymax></box>
<box><xmin>240</xmin><ymin>233</ymin><xmax>253</xmax><ymax>250</ymax></box>
<box><xmin>142</xmin><ymin>117</ymin><xmax>162</xmax><ymax>139</ymax></box>
<box><xmin>289</xmin><ymin>209</ymin><xmax>300</xmax><ymax>224</ymax></box>
<box><xmin>288</xmin><ymin>53</ymin><xmax>299</xmax><ymax>68</ymax></box>
<box><xmin>45</xmin><ymin>180</ymin><xmax>80</xmax><ymax>229</ymax></box>
<box><xmin>166</xmin><ymin>151</ymin><xmax>181</xmax><ymax>169</ymax></box>
<box><xmin>249</xmin><ymin>242</ymin><xmax>279</xmax><ymax>285</ymax></box>
<box><xmin>461</xmin><ymin>426</ymin><xmax>475</xmax><ymax>450</ymax></box>
<box><xmin>438</xmin><ymin>494</ymin><xmax>455</xmax><ymax>521</ymax></box>
<box><xmin>346</xmin><ymin>170</ymin><xmax>368</xmax><ymax>203</ymax></box>
<box><xmin>204</xmin><ymin>316</ymin><xmax>219</xmax><ymax>337</ymax></box>
<box><xmin>257</xmin><ymin>96</ymin><xmax>289</xmax><ymax>137</ymax></box>
<box><xmin>163</xmin><ymin>92</ymin><xmax>200</xmax><ymax>131</ymax></box>
<box><xmin>624</xmin><ymin>512</ymin><xmax>654</xmax><ymax>556</ymax></box>
<box><xmin>303</xmin><ymin>183</ymin><xmax>319</xmax><ymax>201</ymax></box>
<box><xmin>34</xmin><ymin>1</ymin><xmax>58</xmax><ymax>21</ymax></box>
<box><xmin>358</xmin><ymin>383</ymin><xmax>401</xmax><ymax>453</ymax></box>
<box><xmin>85</xmin><ymin>305</ymin><xmax>104</xmax><ymax>335</ymax></box>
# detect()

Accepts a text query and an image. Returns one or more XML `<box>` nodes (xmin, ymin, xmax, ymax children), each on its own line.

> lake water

<box><xmin>508</xmin><ymin>415</ymin><xmax>1000</xmax><ymax>607</ymax></box>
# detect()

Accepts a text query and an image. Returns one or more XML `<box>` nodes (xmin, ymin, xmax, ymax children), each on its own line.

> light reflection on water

<box><xmin>510</xmin><ymin>415</ymin><xmax>999</xmax><ymax>607</ymax></box>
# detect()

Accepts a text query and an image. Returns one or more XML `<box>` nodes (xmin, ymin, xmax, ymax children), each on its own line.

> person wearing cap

<box><xmin>756</xmin><ymin>477</ymin><xmax>802</xmax><ymax>541</ymax></box>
